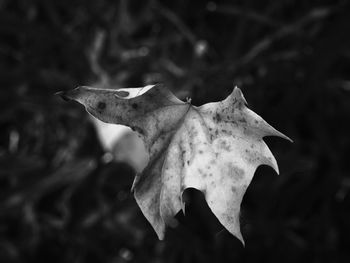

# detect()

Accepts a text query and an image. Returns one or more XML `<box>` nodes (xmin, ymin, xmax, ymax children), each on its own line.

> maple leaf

<box><xmin>57</xmin><ymin>84</ymin><xmax>291</xmax><ymax>243</ymax></box>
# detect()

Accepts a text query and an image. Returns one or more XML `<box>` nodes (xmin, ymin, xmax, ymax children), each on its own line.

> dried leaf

<box><xmin>57</xmin><ymin>84</ymin><xmax>291</xmax><ymax>243</ymax></box>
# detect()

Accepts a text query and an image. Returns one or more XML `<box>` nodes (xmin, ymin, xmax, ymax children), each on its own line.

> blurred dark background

<box><xmin>1</xmin><ymin>0</ymin><xmax>350</xmax><ymax>262</ymax></box>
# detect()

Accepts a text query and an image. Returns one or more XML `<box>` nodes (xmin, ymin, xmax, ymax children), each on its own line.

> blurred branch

<box><xmin>332</xmin><ymin>80</ymin><xmax>350</xmax><ymax>91</ymax></box>
<box><xmin>155</xmin><ymin>3</ymin><xmax>197</xmax><ymax>45</ymax></box>
<box><xmin>240</xmin><ymin>7</ymin><xmax>332</xmax><ymax>64</ymax></box>
<box><xmin>87</xmin><ymin>30</ymin><xmax>111</xmax><ymax>86</ymax></box>
<box><xmin>207</xmin><ymin>3</ymin><xmax>282</xmax><ymax>27</ymax></box>
<box><xmin>160</xmin><ymin>58</ymin><xmax>186</xmax><ymax>77</ymax></box>
<box><xmin>2</xmin><ymin>159</ymin><xmax>95</xmax><ymax>210</ymax></box>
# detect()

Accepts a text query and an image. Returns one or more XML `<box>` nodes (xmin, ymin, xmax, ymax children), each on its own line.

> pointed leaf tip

<box><xmin>232</xmin><ymin>86</ymin><xmax>248</xmax><ymax>105</ymax></box>
<box><xmin>55</xmin><ymin>91</ymin><xmax>71</xmax><ymax>101</ymax></box>
<box><xmin>239</xmin><ymin>235</ymin><xmax>245</xmax><ymax>246</ymax></box>
<box><xmin>157</xmin><ymin>231</ymin><xmax>165</xmax><ymax>240</ymax></box>
<box><xmin>56</xmin><ymin>87</ymin><xmax>83</xmax><ymax>102</ymax></box>
<box><xmin>269</xmin><ymin>127</ymin><xmax>293</xmax><ymax>143</ymax></box>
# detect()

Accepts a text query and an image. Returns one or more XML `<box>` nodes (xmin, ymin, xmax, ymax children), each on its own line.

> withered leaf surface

<box><xmin>58</xmin><ymin>84</ymin><xmax>291</xmax><ymax>243</ymax></box>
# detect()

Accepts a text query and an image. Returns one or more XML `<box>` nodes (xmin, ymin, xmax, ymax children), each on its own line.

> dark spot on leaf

<box><xmin>229</xmin><ymin>164</ymin><xmax>244</xmax><ymax>181</ymax></box>
<box><xmin>231</xmin><ymin>186</ymin><xmax>237</xmax><ymax>194</ymax></box>
<box><xmin>132</xmin><ymin>103</ymin><xmax>138</xmax><ymax>109</ymax></box>
<box><xmin>97</xmin><ymin>101</ymin><xmax>106</xmax><ymax>110</ymax></box>
<box><xmin>199</xmin><ymin>150</ymin><xmax>203</xmax><ymax>154</ymax></box>
<box><xmin>237</xmin><ymin>101</ymin><xmax>243</xmax><ymax>110</ymax></box>
<box><xmin>180</xmin><ymin>149</ymin><xmax>186</xmax><ymax>167</ymax></box>
<box><xmin>255</xmin><ymin>120</ymin><xmax>259</xmax><ymax>124</ymax></box>
<box><xmin>116</xmin><ymin>90</ymin><xmax>129</xmax><ymax>97</ymax></box>
<box><xmin>215</xmin><ymin>113</ymin><xmax>222</xmax><ymax>122</ymax></box>
<box><xmin>220</xmin><ymin>140</ymin><xmax>231</xmax><ymax>151</ymax></box>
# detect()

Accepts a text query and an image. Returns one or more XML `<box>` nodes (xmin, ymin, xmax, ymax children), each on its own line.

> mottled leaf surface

<box><xmin>58</xmin><ymin>84</ymin><xmax>291</xmax><ymax>243</ymax></box>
